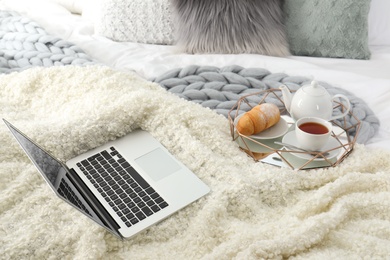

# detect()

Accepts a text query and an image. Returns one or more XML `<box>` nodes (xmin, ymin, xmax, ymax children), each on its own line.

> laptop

<box><xmin>3</xmin><ymin>119</ymin><xmax>210</xmax><ymax>239</ymax></box>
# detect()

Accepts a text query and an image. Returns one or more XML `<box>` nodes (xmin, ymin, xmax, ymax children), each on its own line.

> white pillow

<box><xmin>89</xmin><ymin>0</ymin><xmax>175</xmax><ymax>45</ymax></box>
<box><xmin>43</xmin><ymin>0</ymin><xmax>86</xmax><ymax>14</ymax></box>
<box><xmin>368</xmin><ymin>0</ymin><xmax>390</xmax><ymax>45</ymax></box>
<box><xmin>82</xmin><ymin>0</ymin><xmax>102</xmax><ymax>23</ymax></box>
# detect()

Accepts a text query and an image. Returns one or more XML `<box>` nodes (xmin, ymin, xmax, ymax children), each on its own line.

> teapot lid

<box><xmin>302</xmin><ymin>81</ymin><xmax>327</xmax><ymax>96</ymax></box>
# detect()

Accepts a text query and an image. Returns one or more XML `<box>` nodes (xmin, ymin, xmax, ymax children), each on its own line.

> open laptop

<box><xmin>3</xmin><ymin>119</ymin><xmax>210</xmax><ymax>239</ymax></box>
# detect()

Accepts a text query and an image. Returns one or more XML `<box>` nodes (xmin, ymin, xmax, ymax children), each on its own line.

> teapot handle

<box><xmin>330</xmin><ymin>94</ymin><xmax>351</xmax><ymax>121</ymax></box>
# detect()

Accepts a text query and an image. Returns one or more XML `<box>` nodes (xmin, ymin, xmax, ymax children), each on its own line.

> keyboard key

<box><xmin>127</xmin><ymin>202</ymin><xmax>135</xmax><ymax>208</ymax></box>
<box><xmin>101</xmin><ymin>151</ymin><xmax>111</xmax><ymax>160</ymax></box>
<box><xmin>130</xmin><ymin>182</ymin><xmax>138</xmax><ymax>189</ymax></box>
<box><xmin>110</xmin><ymin>194</ymin><xmax>118</xmax><ymax>201</ymax></box>
<box><xmin>141</xmin><ymin>206</ymin><xmax>154</xmax><ymax>216</ymax></box>
<box><xmin>146</xmin><ymin>200</ymin><xmax>156</xmax><ymax>207</ymax></box>
<box><xmin>126</xmin><ymin>213</ymin><xmax>135</xmax><ymax>220</ymax></box>
<box><xmin>159</xmin><ymin>202</ymin><xmax>168</xmax><ymax>209</ymax></box>
<box><xmin>131</xmin><ymin>206</ymin><xmax>140</xmax><ymax>213</ymax></box>
<box><xmin>136</xmin><ymin>212</ymin><xmax>146</xmax><ymax>220</ymax></box>
<box><xmin>137</xmin><ymin>202</ymin><xmax>146</xmax><ymax>208</ymax></box>
<box><xmin>150</xmin><ymin>205</ymin><xmax>160</xmax><ymax>213</ymax></box>
<box><xmin>145</xmin><ymin>187</ymin><xmax>155</xmax><ymax>195</ymax></box>
<box><xmin>150</xmin><ymin>193</ymin><xmax>159</xmax><ymax>199</ymax></box>
<box><xmin>130</xmin><ymin>218</ymin><xmax>139</xmax><ymax>225</ymax></box>
<box><xmin>143</xmin><ymin>196</ymin><xmax>151</xmax><ymax>202</ymax></box>
<box><xmin>154</xmin><ymin>197</ymin><xmax>163</xmax><ymax>204</ymax></box>
<box><xmin>81</xmin><ymin>160</ymin><xmax>89</xmax><ymax>167</ymax></box>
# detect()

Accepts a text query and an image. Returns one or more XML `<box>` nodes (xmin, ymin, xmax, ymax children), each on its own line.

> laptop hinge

<box><xmin>67</xmin><ymin>168</ymin><xmax>123</xmax><ymax>239</ymax></box>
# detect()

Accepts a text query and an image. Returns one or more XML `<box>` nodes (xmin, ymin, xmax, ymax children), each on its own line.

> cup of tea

<box><xmin>295</xmin><ymin>117</ymin><xmax>332</xmax><ymax>151</ymax></box>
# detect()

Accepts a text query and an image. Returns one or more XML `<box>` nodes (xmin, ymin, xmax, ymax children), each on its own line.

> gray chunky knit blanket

<box><xmin>153</xmin><ymin>65</ymin><xmax>380</xmax><ymax>143</ymax></box>
<box><xmin>0</xmin><ymin>10</ymin><xmax>379</xmax><ymax>143</ymax></box>
<box><xmin>0</xmin><ymin>11</ymin><xmax>95</xmax><ymax>73</ymax></box>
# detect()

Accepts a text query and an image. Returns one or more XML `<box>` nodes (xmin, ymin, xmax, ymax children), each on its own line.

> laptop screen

<box><xmin>7</xmin><ymin>124</ymin><xmax>63</xmax><ymax>189</ymax></box>
<box><xmin>4</xmin><ymin>122</ymin><xmax>96</xmax><ymax>216</ymax></box>
<box><xmin>4</xmin><ymin>121</ymin><xmax>122</xmax><ymax>233</ymax></box>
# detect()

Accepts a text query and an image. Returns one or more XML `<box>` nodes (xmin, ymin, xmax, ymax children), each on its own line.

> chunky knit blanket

<box><xmin>0</xmin><ymin>10</ymin><xmax>95</xmax><ymax>73</ymax></box>
<box><xmin>1</xmin><ymin>66</ymin><xmax>390</xmax><ymax>259</ymax></box>
<box><xmin>153</xmin><ymin>65</ymin><xmax>380</xmax><ymax>144</ymax></box>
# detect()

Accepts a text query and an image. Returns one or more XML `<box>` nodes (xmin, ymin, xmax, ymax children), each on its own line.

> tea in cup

<box><xmin>295</xmin><ymin>117</ymin><xmax>332</xmax><ymax>151</ymax></box>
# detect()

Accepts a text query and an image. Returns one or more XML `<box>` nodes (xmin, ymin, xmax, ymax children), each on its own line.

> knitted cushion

<box><xmin>95</xmin><ymin>0</ymin><xmax>175</xmax><ymax>44</ymax></box>
<box><xmin>284</xmin><ymin>0</ymin><xmax>371</xmax><ymax>59</ymax></box>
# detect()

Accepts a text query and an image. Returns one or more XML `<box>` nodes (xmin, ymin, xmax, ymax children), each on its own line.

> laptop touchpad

<box><xmin>135</xmin><ymin>148</ymin><xmax>181</xmax><ymax>182</ymax></box>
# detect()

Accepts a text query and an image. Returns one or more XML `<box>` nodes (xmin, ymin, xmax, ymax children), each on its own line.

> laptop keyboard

<box><xmin>77</xmin><ymin>147</ymin><xmax>168</xmax><ymax>228</ymax></box>
<box><xmin>58</xmin><ymin>178</ymin><xmax>91</xmax><ymax>216</ymax></box>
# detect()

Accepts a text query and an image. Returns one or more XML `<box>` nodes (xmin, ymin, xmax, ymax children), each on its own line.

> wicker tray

<box><xmin>228</xmin><ymin>89</ymin><xmax>361</xmax><ymax>170</ymax></box>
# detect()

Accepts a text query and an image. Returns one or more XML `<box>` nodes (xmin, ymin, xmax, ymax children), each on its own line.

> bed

<box><xmin>1</xmin><ymin>0</ymin><xmax>390</xmax><ymax>259</ymax></box>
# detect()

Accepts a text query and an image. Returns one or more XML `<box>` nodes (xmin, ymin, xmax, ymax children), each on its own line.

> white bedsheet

<box><xmin>2</xmin><ymin>1</ymin><xmax>390</xmax><ymax>151</ymax></box>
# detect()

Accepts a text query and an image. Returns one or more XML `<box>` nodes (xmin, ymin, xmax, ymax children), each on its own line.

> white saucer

<box><xmin>282</xmin><ymin>131</ymin><xmax>341</xmax><ymax>161</ymax></box>
<box><xmin>235</xmin><ymin>114</ymin><xmax>289</xmax><ymax>140</ymax></box>
<box><xmin>235</xmin><ymin>135</ymin><xmax>284</xmax><ymax>153</ymax></box>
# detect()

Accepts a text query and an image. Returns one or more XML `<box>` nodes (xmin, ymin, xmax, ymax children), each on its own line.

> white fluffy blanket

<box><xmin>1</xmin><ymin>66</ymin><xmax>390</xmax><ymax>259</ymax></box>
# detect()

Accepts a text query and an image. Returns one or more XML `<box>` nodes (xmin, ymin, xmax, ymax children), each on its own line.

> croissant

<box><xmin>236</xmin><ymin>103</ymin><xmax>280</xmax><ymax>135</ymax></box>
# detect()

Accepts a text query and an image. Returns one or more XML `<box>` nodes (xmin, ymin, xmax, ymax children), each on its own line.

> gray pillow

<box><xmin>284</xmin><ymin>0</ymin><xmax>371</xmax><ymax>59</ymax></box>
<box><xmin>170</xmin><ymin>0</ymin><xmax>290</xmax><ymax>56</ymax></box>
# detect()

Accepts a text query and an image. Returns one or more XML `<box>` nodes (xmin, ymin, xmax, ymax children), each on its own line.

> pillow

<box><xmin>81</xmin><ymin>0</ymin><xmax>102</xmax><ymax>22</ymax></box>
<box><xmin>368</xmin><ymin>0</ymin><xmax>390</xmax><ymax>46</ymax></box>
<box><xmin>93</xmin><ymin>0</ymin><xmax>175</xmax><ymax>44</ymax></box>
<box><xmin>43</xmin><ymin>0</ymin><xmax>86</xmax><ymax>14</ymax></box>
<box><xmin>284</xmin><ymin>0</ymin><xmax>371</xmax><ymax>59</ymax></box>
<box><xmin>170</xmin><ymin>0</ymin><xmax>290</xmax><ymax>56</ymax></box>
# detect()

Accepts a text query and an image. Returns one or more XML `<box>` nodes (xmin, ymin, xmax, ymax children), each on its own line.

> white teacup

<box><xmin>295</xmin><ymin>117</ymin><xmax>332</xmax><ymax>151</ymax></box>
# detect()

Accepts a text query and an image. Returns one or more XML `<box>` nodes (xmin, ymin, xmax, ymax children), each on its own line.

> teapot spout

<box><xmin>279</xmin><ymin>85</ymin><xmax>292</xmax><ymax>113</ymax></box>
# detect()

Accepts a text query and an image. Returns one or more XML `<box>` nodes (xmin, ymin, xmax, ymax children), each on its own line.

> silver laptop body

<box><xmin>3</xmin><ymin>119</ymin><xmax>210</xmax><ymax>239</ymax></box>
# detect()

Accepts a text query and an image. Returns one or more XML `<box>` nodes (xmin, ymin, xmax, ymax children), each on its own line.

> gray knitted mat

<box><xmin>153</xmin><ymin>65</ymin><xmax>380</xmax><ymax>144</ymax></box>
<box><xmin>0</xmin><ymin>10</ymin><xmax>95</xmax><ymax>73</ymax></box>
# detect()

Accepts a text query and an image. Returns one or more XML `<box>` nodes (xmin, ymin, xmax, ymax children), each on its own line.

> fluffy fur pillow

<box><xmin>170</xmin><ymin>0</ymin><xmax>290</xmax><ymax>56</ymax></box>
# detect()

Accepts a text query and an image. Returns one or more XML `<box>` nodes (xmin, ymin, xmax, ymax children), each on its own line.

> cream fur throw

<box><xmin>1</xmin><ymin>66</ymin><xmax>390</xmax><ymax>259</ymax></box>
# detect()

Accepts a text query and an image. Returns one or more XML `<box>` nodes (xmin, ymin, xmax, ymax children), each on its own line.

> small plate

<box><xmin>282</xmin><ymin>131</ymin><xmax>340</xmax><ymax>161</ymax></box>
<box><xmin>235</xmin><ymin>114</ymin><xmax>289</xmax><ymax>140</ymax></box>
<box><xmin>236</xmin><ymin>135</ymin><xmax>284</xmax><ymax>153</ymax></box>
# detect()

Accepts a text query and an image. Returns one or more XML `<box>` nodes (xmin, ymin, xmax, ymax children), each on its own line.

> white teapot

<box><xmin>280</xmin><ymin>81</ymin><xmax>351</xmax><ymax>121</ymax></box>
